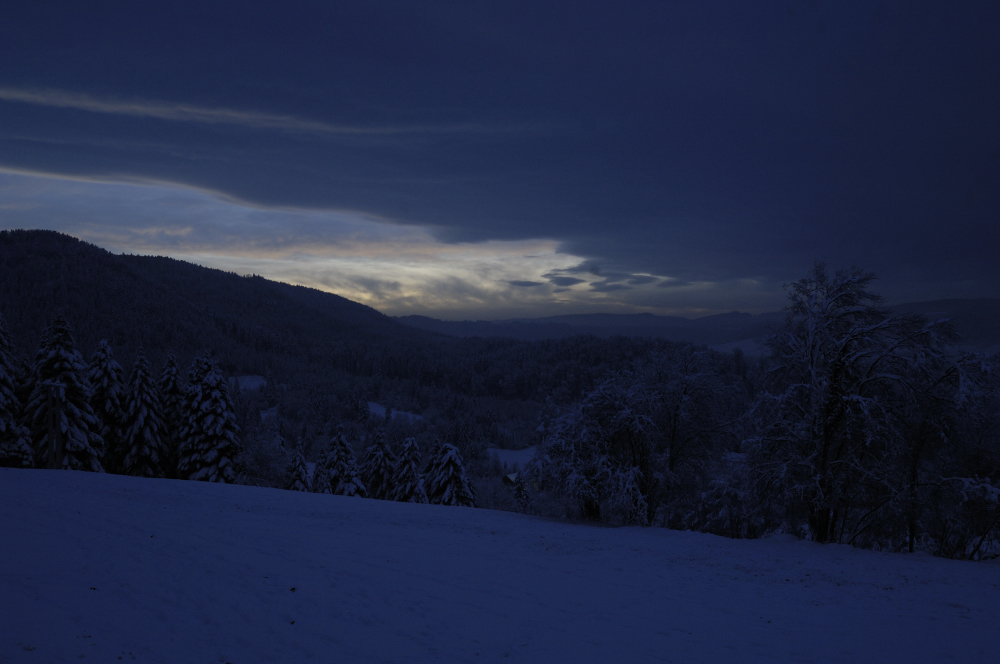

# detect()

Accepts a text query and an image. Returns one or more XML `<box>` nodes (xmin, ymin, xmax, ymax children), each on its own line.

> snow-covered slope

<box><xmin>2</xmin><ymin>469</ymin><xmax>997</xmax><ymax>663</ymax></box>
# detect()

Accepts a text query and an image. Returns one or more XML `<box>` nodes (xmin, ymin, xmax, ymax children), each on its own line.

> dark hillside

<box><xmin>0</xmin><ymin>229</ymin><xmax>436</xmax><ymax>376</ymax></box>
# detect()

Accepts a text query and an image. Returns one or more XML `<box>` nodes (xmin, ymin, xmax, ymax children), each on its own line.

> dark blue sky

<box><xmin>1</xmin><ymin>1</ymin><xmax>998</xmax><ymax>317</ymax></box>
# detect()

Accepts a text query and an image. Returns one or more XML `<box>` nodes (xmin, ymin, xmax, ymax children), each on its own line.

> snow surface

<box><xmin>367</xmin><ymin>402</ymin><xmax>423</xmax><ymax>424</ymax></box>
<box><xmin>230</xmin><ymin>376</ymin><xmax>266</xmax><ymax>392</ymax></box>
<box><xmin>2</xmin><ymin>468</ymin><xmax>998</xmax><ymax>663</ymax></box>
<box><xmin>486</xmin><ymin>447</ymin><xmax>536</xmax><ymax>471</ymax></box>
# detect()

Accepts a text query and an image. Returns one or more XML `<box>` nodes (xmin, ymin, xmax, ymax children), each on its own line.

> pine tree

<box><xmin>177</xmin><ymin>355</ymin><xmax>240</xmax><ymax>482</ymax></box>
<box><xmin>285</xmin><ymin>447</ymin><xmax>311</xmax><ymax>492</ymax></box>
<box><xmin>360</xmin><ymin>430</ymin><xmax>397</xmax><ymax>500</ymax></box>
<box><xmin>121</xmin><ymin>352</ymin><xmax>167</xmax><ymax>477</ymax></box>
<box><xmin>391</xmin><ymin>437</ymin><xmax>427</xmax><ymax>503</ymax></box>
<box><xmin>0</xmin><ymin>314</ymin><xmax>32</xmax><ymax>468</ymax></box>
<box><xmin>87</xmin><ymin>340</ymin><xmax>125</xmax><ymax>473</ymax></box>
<box><xmin>158</xmin><ymin>355</ymin><xmax>185</xmax><ymax>478</ymax></box>
<box><xmin>328</xmin><ymin>427</ymin><xmax>367</xmax><ymax>497</ymax></box>
<box><xmin>312</xmin><ymin>446</ymin><xmax>334</xmax><ymax>494</ymax></box>
<box><xmin>425</xmin><ymin>442</ymin><xmax>476</xmax><ymax>507</ymax></box>
<box><xmin>25</xmin><ymin>316</ymin><xmax>104</xmax><ymax>471</ymax></box>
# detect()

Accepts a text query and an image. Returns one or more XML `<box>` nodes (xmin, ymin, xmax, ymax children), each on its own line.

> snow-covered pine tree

<box><xmin>177</xmin><ymin>356</ymin><xmax>240</xmax><ymax>482</ymax></box>
<box><xmin>391</xmin><ymin>437</ymin><xmax>427</xmax><ymax>503</ymax></box>
<box><xmin>312</xmin><ymin>443</ymin><xmax>335</xmax><ymax>494</ymax></box>
<box><xmin>158</xmin><ymin>355</ymin><xmax>185</xmax><ymax>478</ymax></box>
<box><xmin>0</xmin><ymin>314</ymin><xmax>32</xmax><ymax>468</ymax></box>
<box><xmin>425</xmin><ymin>442</ymin><xmax>476</xmax><ymax>507</ymax></box>
<box><xmin>25</xmin><ymin>316</ymin><xmax>104</xmax><ymax>471</ymax></box>
<box><xmin>87</xmin><ymin>340</ymin><xmax>125</xmax><ymax>473</ymax></box>
<box><xmin>325</xmin><ymin>427</ymin><xmax>367</xmax><ymax>497</ymax></box>
<box><xmin>360</xmin><ymin>430</ymin><xmax>397</xmax><ymax>500</ymax></box>
<box><xmin>121</xmin><ymin>351</ymin><xmax>167</xmax><ymax>477</ymax></box>
<box><xmin>286</xmin><ymin>447</ymin><xmax>311</xmax><ymax>492</ymax></box>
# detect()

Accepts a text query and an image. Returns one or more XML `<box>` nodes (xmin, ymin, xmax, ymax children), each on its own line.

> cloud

<box><xmin>508</xmin><ymin>280</ymin><xmax>544</xmax><ymax>288</ymax></box>
<box><xmin>627</xmin><ymin>275</ymin><xmax>659</xmax><ymax>286</ymax></box>
<box><xmin>546</xmin><ymin>276</ymin><xmax>585</xmax><ymax>287</ymax></box>
<box><xmin>0</xmin><ymin>87</ymin><xmax>487</xmax><ymax>137</ymax></box>
<box><xmin>656</xmin><ymin>278</ymin><xmax>694</xmax><ymax>289</ymax></box>
<box><xmin>589</xmin><ymin>281</ymin><xmax>633</xmax><ymax>293</ymax></box>
<box><xmin>562</xmin><ymin>262</ymin><xmax>602</xmax><ymax>276</ymax></box>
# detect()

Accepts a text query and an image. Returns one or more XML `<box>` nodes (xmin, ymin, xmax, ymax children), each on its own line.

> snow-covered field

<box><xmin>486</xmin><ymin>447</ymin><xmax>536</xmax><ymax>471</ymax></box>
<box><xmin>2</xmin><ymin>469</ymin><xmax>998</xmax><ymax>663</ymax></box>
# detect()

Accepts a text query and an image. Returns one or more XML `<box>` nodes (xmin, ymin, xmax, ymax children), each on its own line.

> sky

<box><xmin>0</xmin><ymin>1</ymin><xmax>998</xmax><ymax>319</ymax></box>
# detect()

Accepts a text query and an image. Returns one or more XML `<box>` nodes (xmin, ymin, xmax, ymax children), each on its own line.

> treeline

<box><xmin>528</xmin><ymin>266</ymin><xmax>1000</xmax><ymax>559</ymax></box>
<box><xmin>0</xmin><ymin>313</ymin><xmax>477</xmax><ymax>508</ymax></box>
<box><xmin>0</xmin><ymin>314</ymin><xmax>239</xmax><ymax>480</ymax></box>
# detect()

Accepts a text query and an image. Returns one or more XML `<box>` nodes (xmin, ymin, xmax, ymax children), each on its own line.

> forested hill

<box><xmin>0</xmin><ymin>229</ymin><xmax>435</xmax><ymax>376</ymax></box>
<box><xmin>0</xmin><ymin>230</ymin><xmax>694</xmax><ymax>410</ymax></box>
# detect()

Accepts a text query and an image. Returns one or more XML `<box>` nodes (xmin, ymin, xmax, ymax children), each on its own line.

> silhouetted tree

<box><xmin>285</xmin><ymin>447</ymin><xmax>311</xmax><ymax>492</ymax></box>
<box><xmin>0</xmin><ymin>314</ymin><xmax>31</xmax><ymax>468</ymax></box>
<box><xmin>88</xmin><ymin>340</ymin><xmax>125</xmax><ymax>473</ymax></box>
<box><xmin>158</xmin><ymin>355</ymin><xmax>185</xmax><ymax>478</ymax></box>
<box><xmin>25</xmin><ymin>317</ymin><xmax>103</xmax><ymax>471</ymax></box>
<box><xmin>426</xmin><ymin>442</ymin><xmax>476</xmax><ymax>507</ymax></box>
<box><xmin>391</xmin><ymin>437</ymin><xmax>427</xmax><ymax>503</ymax></box>
<box><xmin>121</xmin><ymin>352</ymin><xmax>167</xmax><ymax>477</ymax></box>
<box><xmin>361</xmin><ymin>430</ymin><xmax>396</xmax><ymax>500</ymax></box>
<box><xmin>177</xmin><ymin>355</ymin><xmax>240</xmax><ymax>482</ymax></box>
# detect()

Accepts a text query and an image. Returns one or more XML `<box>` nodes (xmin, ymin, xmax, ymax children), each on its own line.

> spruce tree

<box><xmin>25</xmin><ymin>316</ymin><xmax>104</xmax><ymax>471</ymax></box>
<box><xmin>121</xmin><ymin>352</ymin><xmax>167</xmax><ymax>477</ymax></box>
<box><xmin>391</xmin><ymin>437</ymin><xmax>428</xmax><ymax>503</ymax></box>
<box><xmin>158</xmin><ymin>355</ymin><xmax>185</xmax><ymax>478</ymax></box>
<box><xmin>87</xmin><ymin>340</ymin><xmax>125</xmax><ymax>473</ymax></box>
<box><xmin>312</xmin><ymin>445</ymin><xmax>335</xmax><ymax>494</ymax></box>
<box><xmin>360</xmin><ymin>430</ymin><xmax>397</xmax><ymax>500</ymax></box>
<box><xmin>328</xmin><ymin>427</ymin><xmax>367</xmax><ymax>497</ymax></box>
<box><xmin>0</xmin><ymin>314</ymin><xmax>32</xmax><ymax>468</ymax></box>
<box><xmin>177</xmin><ymin>356</ymin><xmax>240</xmax><ymax>482</ymax></box>
<box><xmin>286</xmin><ymin>447</ymin><xmax>311</xmax><ymax>492</ymax></box>
<box><xmin>425</xmin><ymin>442</ymin><xmax>476</xmax><ymax>507</ymax></box>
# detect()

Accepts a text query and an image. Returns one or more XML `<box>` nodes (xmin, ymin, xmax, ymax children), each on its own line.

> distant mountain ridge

<box><xmin>397</xmin><ymin>300</ymin><xmax>1000</xmax><ymax>352</ymax></box>
<box><xmin>892</xmin><ymin>299</ymin><xmax>1000</xmax><ymax>352</ymax></box>
<box><xmin>395</xmin><ymin>311</ymin><xmax>785</xmax><ymax>349</ymax></box>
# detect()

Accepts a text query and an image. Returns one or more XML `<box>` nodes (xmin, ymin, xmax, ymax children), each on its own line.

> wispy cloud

<box><xmin>0</xmin><ymin>87</ymin><xmax>486</xmax><ymax>136</ymax></box>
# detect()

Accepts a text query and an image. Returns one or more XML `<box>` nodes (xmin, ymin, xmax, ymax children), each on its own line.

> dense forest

<box><xmin>1</xmin><ymin>230</ymin><xmax>997</xmax><ymax>559</ymax></box>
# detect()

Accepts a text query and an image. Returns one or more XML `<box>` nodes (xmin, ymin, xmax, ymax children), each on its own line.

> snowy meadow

<box><xmin>2</xmin><ymin>468</ymin><xmax>998</xmax><ymax>664</ymax></box>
